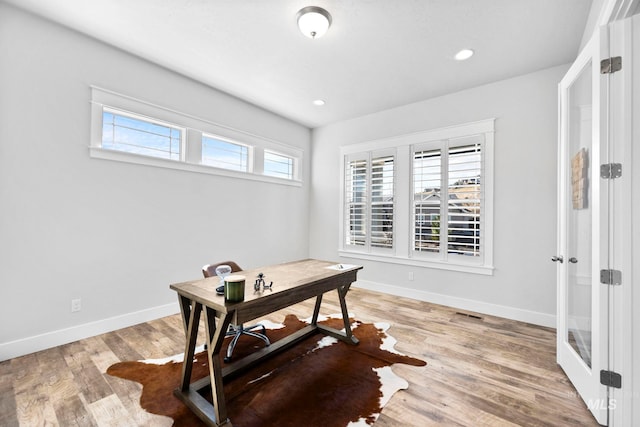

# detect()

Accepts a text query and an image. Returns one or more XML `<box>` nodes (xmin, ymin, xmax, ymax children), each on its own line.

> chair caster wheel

<box><xmin>223</xmin><ymin>356</ymin><xmax>231</xmax><ymax>363</ymax></box>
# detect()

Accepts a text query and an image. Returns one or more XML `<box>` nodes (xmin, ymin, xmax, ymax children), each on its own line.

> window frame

<box><xmin>89</xmin><ymin>86</ymin><xmax>302</xmax><ymax>187</ymax></box>
<box><xmin>339</xmin><ymin>119</ymin><xmax>494</xmax><ymax>275</ymax></box>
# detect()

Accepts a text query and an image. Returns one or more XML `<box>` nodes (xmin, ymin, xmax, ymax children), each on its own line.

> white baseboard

<box><xmin>353</xmin><ymin>279</ymin><xmax>556</xmax><ymax>328</ymax></box>
<box><xmin>0</xmin><ymin>302</ymin><xmax>180</xmax><ymax>361</ymax></box>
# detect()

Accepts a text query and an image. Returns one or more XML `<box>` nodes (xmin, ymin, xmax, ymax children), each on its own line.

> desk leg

<box><xmin>174</xmin><ymin>300</ymin><xmax>235</xmax><ymax>427</ymax></box>
<box><xmin>312</xmin><ymin>283</ymin><xmax>359</xmax><ymax>346</ymax></box>
<box><xmin>311</xmin><ymin>294</ymin><xmax>323</xmax><ymax>325</ymax></box>
<box><xmin>204</xmin><ymin>307</ymin><xmax>233</xmax><ymax>426</ymax></box>
<box><xmin>178</xmin><ymin>296</ymin><xmax>202</xmax><ymax>391</ymax></box>
<box><xmin>337</xmin><ymin>284</ymin><xmax>359</xmax><ymax>345</ymax></box>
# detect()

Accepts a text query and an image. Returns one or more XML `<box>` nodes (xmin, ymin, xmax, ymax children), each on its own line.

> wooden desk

<box><xmin>169</xmin><ymin>259</ymin><xmax>363</xmax><ymax>427</ymax></box>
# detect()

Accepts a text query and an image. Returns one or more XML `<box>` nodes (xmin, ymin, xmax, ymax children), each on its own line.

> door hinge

<box><xmin>600</xmin><ymin>370</ymin><xmax>622</xmax><ymax>388</ymax></box>
<box><xmin>601</xmin><ymin>56</ymin><xmax>622</xmax><ymax>74</ymax></box>
<box><xmin>600</xmin><ymin>269</ymin><xmax>622</xmax><ymax>285</ymax></box>
<box><xmin>600</xmin><ymin>163</ymin><xmax>622</xmax><ymax>179</ymax></box>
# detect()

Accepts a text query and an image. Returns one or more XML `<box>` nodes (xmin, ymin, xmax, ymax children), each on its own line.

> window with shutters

<box><xmin>340</xmin><ymin>119</ymin><xmax>494</xmax><ymax>275</ymax></box>
<box><xmin>413</xmin><ymin>148</ymin><xmax>442</xmax><ymax>253</ymax></box>
<box><xmin>344</xmin><ymin>151</ymin><xmax>395</xmax><ymax>252</ymax></box>
<box><xmin>345</xmin><ymin>158</ymin><xmax>367</xmax><ymax>246</ymax></box>
<box><xmin>413</xmin><ymin>137</ymin><xmax>483</xmax><ymax>261</ymax></box>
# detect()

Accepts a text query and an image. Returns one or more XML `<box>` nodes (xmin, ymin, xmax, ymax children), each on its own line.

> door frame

<box><xmin>607</xmin><ymin>14</ymin><xmax>637</xmax><ymax>427</ymax></box>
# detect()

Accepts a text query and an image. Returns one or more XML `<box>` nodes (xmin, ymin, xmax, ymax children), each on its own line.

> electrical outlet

<box><xmin>408</xmin><ymin>271</ymin><xmax>414</xmax><ymax>281</ymax></box>
<box><xmin>71</xmin><ymin>298</ymin><xmax>81</xmax><ymax>313</ymax></box>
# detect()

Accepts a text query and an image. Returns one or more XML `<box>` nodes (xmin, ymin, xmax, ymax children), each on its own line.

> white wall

<box><xmin>309</xmin><ymin>64</ymin><xmax>569</xmax><ymax>327</ymax></box>
<box><xmin>0</xmin><ymin>3</ymin><xmax>310</xmax><ymax>359</ymax></box>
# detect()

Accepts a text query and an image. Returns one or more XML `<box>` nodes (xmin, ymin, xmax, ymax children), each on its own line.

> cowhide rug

<box><xmin>107</xmin><ymin>314</ymin><xmax>426</xmax><ymax>426</ymax></box>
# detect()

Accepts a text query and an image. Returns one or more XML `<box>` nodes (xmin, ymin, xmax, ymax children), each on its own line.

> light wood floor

<box><xmin>1</xmin><ymin>288</ymin><xmax>599</xmax><ymax>426</ymax></box>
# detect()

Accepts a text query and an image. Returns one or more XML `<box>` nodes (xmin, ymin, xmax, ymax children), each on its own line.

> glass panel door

<box><xmin>566</xmin><ymin>66</ymin><xmax>593</xmax><ymax>369</ymax></box>
<box><xmin>557</xmin><ymin>27</ymin><xmax>609</xmax><ymax>425</ymax></box>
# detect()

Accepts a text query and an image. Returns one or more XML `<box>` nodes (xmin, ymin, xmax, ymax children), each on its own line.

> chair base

<box><xmin>224</xmin><ymin>323</ymin><xmax>270</xmax><ymax>363</ymax></box>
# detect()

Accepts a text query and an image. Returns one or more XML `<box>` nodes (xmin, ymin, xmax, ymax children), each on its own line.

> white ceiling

<box><xmin>5</xmin><ymin>0</ymin><xmax>592</xmax><ymax>128</ymax></box>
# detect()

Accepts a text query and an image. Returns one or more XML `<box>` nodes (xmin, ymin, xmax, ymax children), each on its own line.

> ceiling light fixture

<box><xmin>454</xmin><ymin>49</ymin><xmax>474</xmax><ymax>61</ymax></box>
<box><xmin>297</xmin><ymin>6</ymin><xmax>332</xmax><ymax>39</ymax></box>
<box><xmin>312</xmin><ymin>99</ymin><xmax>326</xmax><ymax>106</ymax></box>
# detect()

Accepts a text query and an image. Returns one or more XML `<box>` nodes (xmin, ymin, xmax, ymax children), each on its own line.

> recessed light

<box><xmin>312</xmin><ymin>99</ymin><xmax>326</xmax><ymax>106</ymax></box>
<box><xmin>454</xmin><ymin>49</ymin><xmax>474</xmax><ymax>61</ymax></box>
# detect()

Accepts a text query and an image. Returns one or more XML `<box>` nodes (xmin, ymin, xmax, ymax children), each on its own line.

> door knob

<box><xmin>569</xmin><ymin>257</ymin><xmax>578</xmax><ymax>263</ymax></box>
<box><xmin>551</xmin><ymin>256</ymin><xmax>564</xmax><ymax>263</ymax></box>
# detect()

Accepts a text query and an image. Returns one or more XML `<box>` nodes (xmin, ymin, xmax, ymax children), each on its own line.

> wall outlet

<box><xmin>71</xmin><ymin>298</ymin><xmax>81</xmax><ymax>313</ymax></box>
<box><xmin>408</xmin><ymin>271</ymin><xmax>414</xmax><ymax>281</ymax></box>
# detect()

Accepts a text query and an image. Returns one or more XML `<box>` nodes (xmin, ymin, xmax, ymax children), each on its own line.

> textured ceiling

<box><xmin>5</xmin><ymin>0</ymin><xmax>592</xmax><ymax>128</ymax></box>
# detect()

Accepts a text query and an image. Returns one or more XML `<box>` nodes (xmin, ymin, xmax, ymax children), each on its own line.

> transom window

<box><xmin>264</xmin><ymin>151</ymin><xmax>294</xmax><ymax>180</ymax></box>
<box><xmin>202</xmin><ymin>135</ymin><xmax>248</xmax><ymax>172</ymax></box>
<box><xmin>102</xmin><ymin>109</ymin><xmax>183</xmax><ymax>161</ymax></box>
<box><xmin>90</xmin><ymin>87</ymin><xmax>302</xmax><ymax>186</ymax></box>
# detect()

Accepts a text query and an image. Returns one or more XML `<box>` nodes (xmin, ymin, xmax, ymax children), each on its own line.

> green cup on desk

<box><xmin>224</xmin><ymin>275</ymin><xmax>245</xmax><ymax>302</ymax></box>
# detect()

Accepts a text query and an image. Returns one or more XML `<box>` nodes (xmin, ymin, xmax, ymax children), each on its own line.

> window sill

<box><xmin>89</xmin><ymin>147</ymin><xmax>302</xmax><ymax>187</ymax></box>
<box><xmin>338</xmin><ymin>250</ymin><xmax>494</xmax><ymax>276</ymax></box>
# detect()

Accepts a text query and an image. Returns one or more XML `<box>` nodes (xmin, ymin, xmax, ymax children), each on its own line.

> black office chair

<box><xmin>202</xmin><ymin>261</ymin><xmax>270</xmax><ymax>362</ymax></box>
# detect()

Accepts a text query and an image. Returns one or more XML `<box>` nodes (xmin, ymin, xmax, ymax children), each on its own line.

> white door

<box><xmin>557</xmin><ymin>28</ymin><xmax>610</xmax><ymax>425</ymax></box>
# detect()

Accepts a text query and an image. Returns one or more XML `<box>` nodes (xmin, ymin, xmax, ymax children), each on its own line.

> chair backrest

<box><xmin>202</xmin><ymin>261</ymin><xmax>242</xmax><ymax>278</ymax></box>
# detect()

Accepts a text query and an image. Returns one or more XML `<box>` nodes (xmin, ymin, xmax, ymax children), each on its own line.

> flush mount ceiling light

<box><xmin>312</xmin><ymin>99</ymin><xmax>326</xmax><ymax>106</ymax></box>
<box><xmin>454</xmin><ymin>49</ymin><xmax>474</xmax><ymax>61</ymax></box>
<box><xmin>297</xmin><ymin>6</ymin><xmax>332</xmax><ymax>39</ymax></box>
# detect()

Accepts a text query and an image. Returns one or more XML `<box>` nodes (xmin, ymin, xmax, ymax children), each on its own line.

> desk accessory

<box><xmin>254</xmin><ymin>272</ymin><xmax>273</xmax><ymax>291</ymax></box>
<box><xmin>214</xmin><ymin>264</ymin><xmax>232</xmax><ymax>295</ymax></box>
<box><xmin>224</xmin><ymin>275</ymin><xmax>246</xmax><ymax>302</ymax></box>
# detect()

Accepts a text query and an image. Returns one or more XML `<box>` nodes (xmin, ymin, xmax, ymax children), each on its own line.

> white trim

<box><xmin>353</xmin><ymin>279</ymin><xmax>555</xmax><ymax>328</ymax></box>
<box><xmin>339</xmin><ymin>250</ymin><xmax>494</xmax><ymax>276</ymax></box>
<box><xmin>340</xmin><ymin>118</ymin><xmax>495</xmax><ymax>155</ymax></box>
<box><xmin>597</xmin><ymin>0</ymin><xmax>640</xmax><ymax>26</ymax></box>
<box><xmin>89</xmin><ymin>147</ymin><xmax>303</xmax><ymax>187</ymax></box>
<box><xmin>608</xmin><ymin>14</ymin><xmax>637</xmax><ymax>427</ymax></box>
<box><xmin>0</xmin><ymin>302</ymin><xmax>180</xmax><ymax>362</ymax></box>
